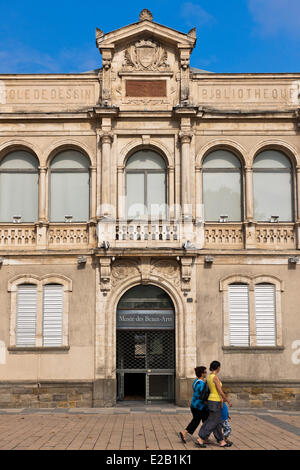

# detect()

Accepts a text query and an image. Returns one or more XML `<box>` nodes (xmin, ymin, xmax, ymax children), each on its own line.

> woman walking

<box><xmin>196</xmin><ymin>361</ymin><xmax>233</xmax><ymax>448</ymax></box>
<box><xmin>179</xmin><ymin>366</ymin><xmax>209</xmax><ymax>443</ymax></box>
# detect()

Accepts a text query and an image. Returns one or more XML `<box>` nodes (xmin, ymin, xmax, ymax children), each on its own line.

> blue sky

<box><xmin>0</xmin><ymin>0</ymin><xmax>299</xmax><ymax>74</ymax></box>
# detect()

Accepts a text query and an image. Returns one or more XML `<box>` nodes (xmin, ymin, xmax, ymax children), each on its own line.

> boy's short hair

<box><xmin>194</xmin><ymin>366</ymin><xmax>206</xmax><ymax>378</ymax></box>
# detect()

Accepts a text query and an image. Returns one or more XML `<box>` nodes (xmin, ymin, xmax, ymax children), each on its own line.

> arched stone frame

<box><xmin>0</xmin><ymin>142</ymin><xmax>41</xmax><ymax>223</ymax></box>
<box><xmin>95</xmin><ymin>269</ymin><xmax>194</xmax><ymax>404</ymax></box>
<box><xmin>249</xmin><ymin>140</ymin><xmax>299</xmax><ymax>223</ymax></box>
<box><xmin>118</xmin><ymin>139</ymin><xmax>175</xmax><ymax>221</ymax></box>
<box><xmin>44</xmin><ymin>141</ymin><xmax>95</xmax><ymax>223</ymax></box>
<box><xmin>220</xmin><ymin>274</ymin><xmax>284</xmax><ymax>348</ymax></box>
<box><xmin>196</xmin><ymin>140</ymin><xmax>248</xmax><ymax>223</ymax></box>
<box><xmin>8</xmin><ymin>274</ymin><xmax>72</xmax><ymax>348</ymax></box>
<box><xmin>0</xmin><ymin>140</ymin><xmax>42</xmax><ymax>165</ymax></box>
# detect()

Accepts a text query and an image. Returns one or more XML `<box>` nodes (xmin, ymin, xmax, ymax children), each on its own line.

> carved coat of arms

<box><xmin>123</xmin><ymin>40</ymin><xmax>169</xmax><ymax>71</ymax></box>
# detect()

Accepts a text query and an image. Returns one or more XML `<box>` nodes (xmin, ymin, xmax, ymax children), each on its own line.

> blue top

<box><xmin>191</xmin><ymin>379</ymin><xmax>208</xmax><ymax>411</ymax></box>
<box><xmin>221</xmin><ymin>402</ymin><xmax>229</xmax><ymax>421</ymax></box>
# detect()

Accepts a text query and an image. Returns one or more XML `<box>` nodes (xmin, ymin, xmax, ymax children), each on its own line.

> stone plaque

<box><xmin>116</xmin><ymin>309</ymin><xmax>174</xmax><ymax>329</ymax></box>
<box><xmin>126</xmin><ymin>80</ymin><xmax>167</xmax><ymax>97</ymax></box>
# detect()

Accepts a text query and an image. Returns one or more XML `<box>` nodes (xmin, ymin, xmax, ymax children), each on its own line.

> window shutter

<box><xmin>43</xmin><ymin>284</ymin><xmax>63</xmax><ymax>347</ymax></box>
<box><xmin>255</xmin><ymin>284</ymin><xmax>276</xmax><ymax>346</ymax></box>
<box><xmin>228</xmin><ymin>284</ymin><xmax>249</xmax><ymax>346</ymax></box>
<box><xmin>16</xmin><ymin>284</ymin><xmax>37</xmax><ymax>347</ymax></box>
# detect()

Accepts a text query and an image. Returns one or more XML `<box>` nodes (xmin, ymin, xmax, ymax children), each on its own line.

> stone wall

<box><xmin>223</xmin><ymin>382</ymin><xmax>300</xmax><ymax>410</ymax></box>
<box><xmin>0</xmin><ymin>382</ymin><xmax>93</xmax><ymax>409</ymax></box>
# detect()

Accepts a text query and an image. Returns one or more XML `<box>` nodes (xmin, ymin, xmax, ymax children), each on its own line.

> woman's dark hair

<box><xmin>209</xmin><ymin>361</ymin><xmax>221</xmax><ymax>371</ymax></box>
<box><xmin>194</xmin><ymin>366</ymin><xmax>207</xmax><ymax>378</ymax></box>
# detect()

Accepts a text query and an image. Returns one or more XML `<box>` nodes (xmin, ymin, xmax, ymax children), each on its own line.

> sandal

<box><xmin>220</xmin><ymin>442</ymin><xmax>232</xmax><ymax>448</ymax></box>
<box><xmin>195</xmin><ymin>441</ymin><xmax>206</xmax><ymax>448</ymax></box>
<box><xmin>179</xmin><ymin>432</ymin><xmax>186</xmax><ymax>444</ymax></box>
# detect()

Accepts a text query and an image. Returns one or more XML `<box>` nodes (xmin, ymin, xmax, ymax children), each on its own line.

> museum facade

<box><xmin>0</xmin><ymin>9</ymin><xmax>299</xmax><ymax>409</ymax></box>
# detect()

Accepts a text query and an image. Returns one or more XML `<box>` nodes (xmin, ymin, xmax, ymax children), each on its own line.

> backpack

<box><xmin>193</xmin><ymin>379</ymin><xmax>210</xmax><ymax>402</ymax></box>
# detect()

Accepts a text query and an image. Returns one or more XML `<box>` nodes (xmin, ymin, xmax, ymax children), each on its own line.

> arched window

<box><xmin>253</xmin><ymin>150</ymin><xmax>293</xmax><ymax>222</ymax></box>
<box><xmin>0</xmin><ymin>150</ymin><xmax>38</xmax><ymax>222</ymax></box>
<box><xmin>50</xmin><ymin>150</ymin><xmax>90</xmax><ymax>222</ymax></box>
<box><xmin>126</xmin><ymin>150</ymin><xmax>167</xmax><ymax>220</ymax></box>
<box><xmin>203</xmin><ymin>150</ymin><xmax>242</xmax><ymax>222</ymax></box>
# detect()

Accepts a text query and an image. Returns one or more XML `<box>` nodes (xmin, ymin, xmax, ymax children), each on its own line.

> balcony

<box><xmin>0</xmin><ymin>222</ymin><xmax>96</xmax><ymax>251</ymax></box>
<box><xmin>0</xmin><ymin>220</ymin><xmax>298</xmax><ymax>252</ymax></box>
<box><xmin>97</xmin><ymin>219</ymin><xmax>202</xmax><ymax>249</ymax></box>
<box><xmin>204</xmin><ymin>222</ymin><xmax>297</xmax><ymax>250</ymax></box>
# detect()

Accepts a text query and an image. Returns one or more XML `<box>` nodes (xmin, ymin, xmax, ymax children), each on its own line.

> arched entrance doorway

<box><xmin>116</xmin><ymin>285</ymin><xmax>175</xmax><ymax>404</ymax></box>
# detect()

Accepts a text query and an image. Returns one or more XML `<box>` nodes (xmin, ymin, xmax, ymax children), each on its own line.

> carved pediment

<box><xmin>122</xmin><ymin>39</ymin><xmax>169</xmax><ymax>72</ymax></box>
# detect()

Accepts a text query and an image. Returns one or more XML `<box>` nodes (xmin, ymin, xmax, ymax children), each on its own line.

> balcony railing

<box><xmin>0</xmin><ymin>222</ymin><xmax>96</xmax><ymax>250</ymax></box>
<box><xmin>0</xmin><ymin>221</ymin><xmax>298</xmax><ymax>251</ymax></box>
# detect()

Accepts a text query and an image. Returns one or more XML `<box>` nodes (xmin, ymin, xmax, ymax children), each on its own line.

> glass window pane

<box><xmin>126</xmin><ymin>151</ymin><xmax>166</xmax><ymax>170</ymax></box>
<box><xmin>203</xmin><ymin>171</ymin><xmax>242</xmax><ymax>221</ymax></box>
<box><xmin>51</xmin><ymin>150</ymin><xmax>89</xmax><ymax>169</ymax></box>
<box><xmin>126</xmin><ymin>172</ymin><xmax>145</xmax><ymax>219</ymax></box>
<box><xmin>147</xmin><ymin>172</ymin><xmax>166</xmax><ymax>218</ymax></box>
<box><xmin>117</xmin><ymin>285</ymin><xmax>174</xmax><ymax>309</ymax></box>
<box><xmin>0</xmin><ymin>151</ymin><xmax>38</xmax><ymax>169</ymax></box>
<box><xmin>254</xmin><ymin>150</ymin><xmax>291</xmax><ymax>169</ymax></box>
<box><xmin>254</xmin><ymin>171</ymin><xmax>292</xmax><ymax>221</ymax></box>
<box><xmin>0</xmin><ymin>172</ymin><xmax>38</xmax><ymax>222</ymax></box>
<box><xmin>50</xmin><ymin>171</ymin><xmax>89</xmax><ymax>221</ymax></box>
<box><xmin>203</xmin><ymin>150</ymin><xmax>241</xmax><ymax>169</ymax></box>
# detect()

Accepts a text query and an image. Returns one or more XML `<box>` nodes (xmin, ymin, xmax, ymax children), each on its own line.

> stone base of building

<box><xmin>0</xmin><ymin>380</ymin><xmax>299</xmax><ymax>410</ymax></box>
<box><xmin>0</xmin><ymin>381</ymin><xmax>93</xmax><ymax>409</ymax></box>
<box><xmin>92</xmin><ymin>379</ymin><xmax>116</xmax><ymax>407</ymax></box>
<box><xmin>223</xmin><ymin>381</ymin><xmax>300</xmax><ymax>410</ymax></box>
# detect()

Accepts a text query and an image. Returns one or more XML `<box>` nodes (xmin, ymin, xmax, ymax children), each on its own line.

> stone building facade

<box><xmin>0</xmin><ymin>9</ymin><xmax>299</xmax><ymax>409</ymax></box>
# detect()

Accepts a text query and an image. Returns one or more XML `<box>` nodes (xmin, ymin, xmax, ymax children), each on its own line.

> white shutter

<box><xmin>228</xmin><ymin>284</ymin><xmax>249</xmax><ymax>346</ymax></box>
<box><xmin>16</xmin><ymin>284</ymin><xmax>37</xmax><ymax>347</ymax></box>
<box><xmin>255</xmin><ymin>284</ymin><xmax>276</xmax><ymax>346</ymax></box>
<box><xmin>43</xmin><ymin>284</ymin><xmax>63</xmax><ymax>347</ymax></box>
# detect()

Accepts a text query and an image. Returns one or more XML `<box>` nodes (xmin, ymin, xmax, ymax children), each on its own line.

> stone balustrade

<box><xmin>0</xmin><ymin>221</ymin><xmax>298</xmax><ymax>251</ymax></box>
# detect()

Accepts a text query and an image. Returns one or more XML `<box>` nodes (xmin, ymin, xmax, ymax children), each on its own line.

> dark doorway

<box><xmin>124</xmin><ymin>373</ymin><xmax>145</xmax><ymax>400</ymax></box>
<box><xmin>116</xmin><ymin>285</ymin><xmax>175</xmax><ymax>404</ymax></box>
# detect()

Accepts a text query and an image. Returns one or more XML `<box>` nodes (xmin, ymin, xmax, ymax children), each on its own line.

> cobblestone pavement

<box><xmin>0</xmin><ymin>407</ymin><xmax>299</xmax><ymax>450</ymax></box>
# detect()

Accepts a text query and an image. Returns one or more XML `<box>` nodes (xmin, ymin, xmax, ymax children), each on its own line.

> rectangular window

<box><xmin>255</xmin><ymin>284</ymin><xmax>276</xmax><ymax>346</ymax></box>
<box><xmin>43</xmin><ymin>284</ymin><xmax>63</xmax><ymax>347</ymax></box>
<box><xmin>253</xmin><ymin>172</ymin><xmax>292</xmax><ymax>221</ymax></box>
<box><xmin>50</xmin><ymin>171</ymin><xmax>89</xmax><ymax>222</ymax></box>
<box><xmin>16</xmin><ymin>285</ymin><xmax>37</xmax><ymax>347</ymax></box>
<box><xmin>147</xmin><ymin>172</ymin><xmax>166</xmax><ymax>218</ymax></box>
<box><xmin>228</xmin><ymin>284</ymin><xmax>249</xmax><ymax>346</ymax></box>
<box><xmin>203</xmin><ymin>171</ymin><xmax>242</xmax><ymax>221</ymax></box>
<box><xmin>126</xmin><ymin>172</ymin><xmax>145</xmax><ymax>219</ymax></box>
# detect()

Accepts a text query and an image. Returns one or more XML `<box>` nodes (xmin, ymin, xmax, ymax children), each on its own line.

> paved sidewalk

<box><xmin>0</xmin><ymin>407</ymin><xmax>299</xmax><ymax>450</ymax></box>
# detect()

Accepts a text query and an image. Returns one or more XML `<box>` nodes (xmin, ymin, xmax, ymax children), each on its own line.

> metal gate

<box><xmin>116</xmin><ymin>329</ymin><xmax>175</xmax><ymax>403</ymax></box>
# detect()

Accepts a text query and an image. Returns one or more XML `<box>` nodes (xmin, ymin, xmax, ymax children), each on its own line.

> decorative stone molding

<box><xmin>111</xmin><ymin>258</ymin><xmax>140</xmax><ymax>287</ymax></box>
<box><xmin>204</xmin><ymin>224</ymin><xmax>244</xmax><ymax>248</ymax></box>
<box><xmin>249</xmin><ymin>139</ymin><xmax>299</xmax><ymax>167</ymax></box>
<box><xmin>150</xmin><ymin>259</ymin><xmax>181</xmax><ymax>288</ymax></box>
<box><xmin>95</xmin><ymin>28</ymin><xmax>104</xmax><ymax>48</ymax></box>
<box><xmin>178</xmin><ymin>131</ymin><xmax>193</xmax><ymax>144</ymax></box>
<box><xmin>120</xmin><ymin>138</ymin><xmax>173</xmax><ymax>167</ymax></box>
<box><xmin>122</xmin><ymin>40</ymin><xmax>169</xmax><ymax>72</ymax></box>
<box><xmin>101</xmin><ymin>49</ymin><xmax>113</xmax><ymax>71</ymax></box>
<box><xmin>139</xmin><ymin>9</ymin><xmax>153</xmax><ymax>22</ymax></box>
<box><xmin>99</xmin><ymin>131</ymin><xmax>114</xmax><ymax>144</ymax></box>
<box><xmin>180</xmin><ymin>257</ymin><xmax>193</xmax><ymax>293</ymax></box>
<box><xmin>196</xmin><ymin>139</ymin><xmax>248</xmax><ymax>167</ymax></box>
<box><xmin>99</xmin><ymin>257</ymin><xmax>112</xmax><ymax>294</ymax></box>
